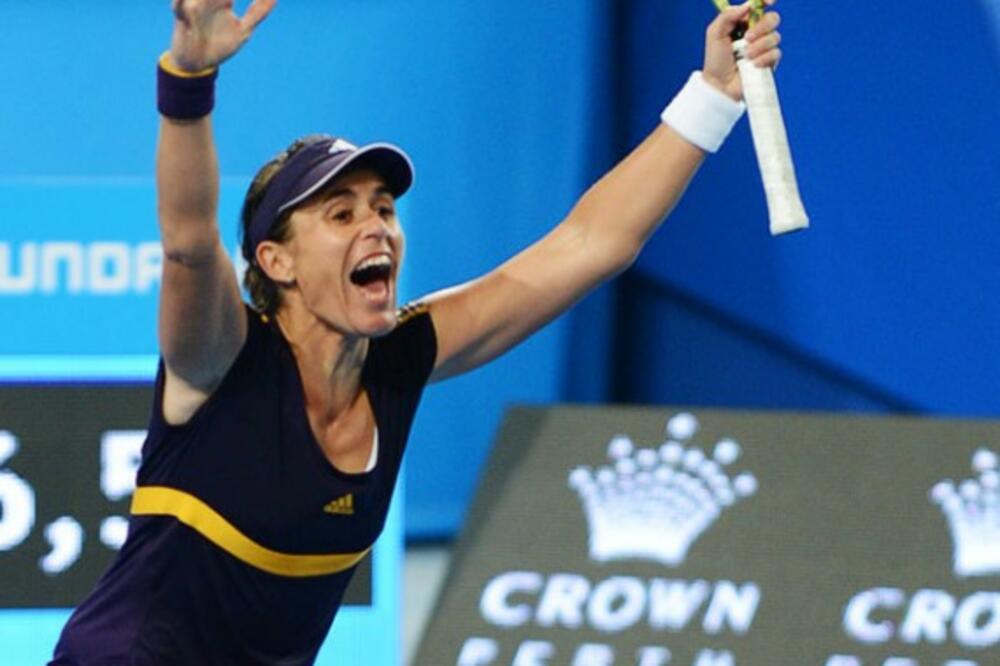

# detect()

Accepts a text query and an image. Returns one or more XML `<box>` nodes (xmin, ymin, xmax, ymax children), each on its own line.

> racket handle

<box><xmin>733</xmin><ymin>39</ymin><xmax>809</xmax><ymax>235</ymax></box>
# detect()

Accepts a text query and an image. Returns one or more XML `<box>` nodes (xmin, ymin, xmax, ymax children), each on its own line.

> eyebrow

<box><xmin>322</xmin><ymin>185</ymin><xmax>395</xmax><ymax>204</ymax></box>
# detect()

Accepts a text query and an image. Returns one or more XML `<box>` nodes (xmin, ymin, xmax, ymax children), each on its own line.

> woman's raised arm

<box><xmin>426</xmin><ymin>2</ymin><xmax>782</xmax><ymax>382</ymax></box>
<box><xmin>157</xmin><ymin>0</ymin><xmax>275</xmax><ymax>421</ymax></box>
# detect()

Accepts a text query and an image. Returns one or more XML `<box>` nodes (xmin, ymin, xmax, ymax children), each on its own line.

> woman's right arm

<box><xmin>157</xmin><ymin>0</ymin><xmax>275</xmax><ymax>423</ymax></box>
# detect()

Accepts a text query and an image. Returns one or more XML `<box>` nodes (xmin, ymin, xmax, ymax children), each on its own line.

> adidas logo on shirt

<box><xmin>323</xmin><ymin>494</ymin><xmax>355</xmax><ymax>516</ymax></box>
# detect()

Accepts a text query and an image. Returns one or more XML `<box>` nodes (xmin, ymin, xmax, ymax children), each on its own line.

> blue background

<box><xmin>0</xmin><ymin>0</ymin><xmax>997</xmax><ymax>545</ymax></box>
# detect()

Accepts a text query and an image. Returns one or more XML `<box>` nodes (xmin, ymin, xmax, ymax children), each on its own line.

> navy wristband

<box><xmin>156</xmin><ymin>52</ymin><xmax>218</xmax><ymax>120</ymax></box>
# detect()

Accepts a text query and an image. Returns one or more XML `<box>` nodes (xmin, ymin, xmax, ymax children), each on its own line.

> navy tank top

<box><xmin>51</xmin><ymin>303</ymin><xmax>436</xmax><ymax>665</ymax></box>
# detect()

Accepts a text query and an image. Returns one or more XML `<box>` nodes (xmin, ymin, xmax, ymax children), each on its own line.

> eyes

<box><xmin>327</xmin><ymin>199</ymin><xmax>396</xmax><ymax>225</ymax></box>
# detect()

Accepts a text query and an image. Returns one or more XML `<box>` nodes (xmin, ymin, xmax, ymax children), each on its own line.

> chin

<box><xmin>356</xmin><ymin>309</ymin><xmax>398</xmax><ymax>338</ymax></box>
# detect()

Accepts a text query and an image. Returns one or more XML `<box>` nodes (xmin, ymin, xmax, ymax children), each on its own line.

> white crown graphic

<box><xmin>568</xmin><ymin>413</ymin><xmax>757</xmax><ymax>566</ymax></box>
<box><xmin>930</xmin><ymin>448</ymin><xmax>1000</xmax><ymax>578</ymax></box>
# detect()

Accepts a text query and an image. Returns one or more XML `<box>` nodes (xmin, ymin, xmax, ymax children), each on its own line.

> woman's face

<box><xmin>272</xmin><ymin>168</ymin><xmax>405</xmax><ymax>338</ymax></box>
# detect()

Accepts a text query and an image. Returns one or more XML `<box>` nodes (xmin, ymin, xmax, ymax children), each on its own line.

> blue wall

<box><xmin>615</xmin><ymin>1</ymin><xmax>1000</xmax><ymax>415</ymax></box>
<box><xmin>1</xmin><ymin>1</ymin><xmax>998</xmax><ymax>543</ymax></box>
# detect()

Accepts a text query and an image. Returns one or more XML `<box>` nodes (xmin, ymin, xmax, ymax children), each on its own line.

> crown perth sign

<box><xmin>414</xmin><ymin>407</ymin><xmax>1000</xmax><ymax>666</ymax></box>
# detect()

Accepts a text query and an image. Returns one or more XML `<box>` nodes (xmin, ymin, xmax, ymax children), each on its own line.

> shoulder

<box><xmin>366</xmin><ymin>301</ymin><xmax>438</xmax><ymax>384</ymax></box>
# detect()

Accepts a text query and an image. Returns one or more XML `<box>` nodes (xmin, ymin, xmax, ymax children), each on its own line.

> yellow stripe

<box><xmin>131</xmin><ymin>486</ymin><xmax>370</xmax><ymax>577</ymax></box>
<box><xmin>158</xmin><ymin>51</ymin><xmax>217</xmax><ymax>79</ymax></box>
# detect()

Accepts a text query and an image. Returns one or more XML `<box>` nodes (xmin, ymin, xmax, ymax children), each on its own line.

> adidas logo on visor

<box><xmin>329</xmin><ymin>138</ymin><xmax>358</xmax><ymax>154</ymax></box>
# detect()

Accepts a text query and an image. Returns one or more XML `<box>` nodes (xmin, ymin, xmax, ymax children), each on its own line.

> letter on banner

<box><xmin>702</xmin><ymin>581</ymin><xmax>760</xmax><ymax>634</ymax></box>
<box><xmin>824</xmin><ymin>657</ymin><xmax>861</xmax><ymax>666</ymax></box>
<box><xmin>587</xmin><ymin>577</ymin><xmax>645</xmax><ymax>632</ymax></box>
<box><xmin>480</xmin><ymin>571</ymin><xmax>542</xmax><ymax>627</ymax></box>
<box><xmin>0</xmin><ymin>431</ymin><xmax>36</xmax><ymax>550</ymax></box>
<box><xmin>511</xmin><ymin>641</ymin><xmax>554</xmax><ymax>666</ymax></box>
<box><xmin>571</xmin><ymin>643</ymin><xmax>614</xmax><ymax>666</ymax></box>
<box><xmin>0</xmin><ymin>242</ymin><xmax>36</xmax><ymax>293</ymax></box>
<box><xmin>536</xmin><ymin>573</ymin><xmax>590</xmax><ymax>628</ymax></box>
<box><xmin>41</xmin><ymin>242</ymin><xmax>84</xmax><ymax>293</ymax></box>
<box><xmin>649</xmin><ymin>579</ymin><xmax>709</xmax><ymax>631</ymax></box>
<box><xmin>844</xmin><ymin>588</ymin><xmax>905</xmax><ymax>644</ymax></box>
<box><xmin>134</xmin><ymin>242</ymin><xmax>163</xmax><ymax>292</ymax></box>
<box><xmin>899</xmin><ymin>589</ymin><xmax>954</xmax><ymax>644</ymax></box>
<box><xmin>89</xmin><ymin>242</ymin><xmax>131</xmax><ymax>293</ymax></box>
<box><xmin>952</xmin><ymin>592</ymin><xmax>1000</xmax><ymax>648</ymax></box>
<box><xmin>456</xmin><ymin>637</ymin><xmax>498</xmax><ymax>666</ymax></box>
<box><xmin>637</xmin><ymin>646</ymin><xmax>672</xmax><ymax>666</ymax></box>
<box><xmin>693</xmin><ymin>649</ymin><xmax>734</xmax><ymax>666</ymax></box>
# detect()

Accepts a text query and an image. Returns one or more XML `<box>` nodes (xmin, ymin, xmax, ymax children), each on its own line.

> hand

<box><xmin>702</xmin><ymin>0</ymin><xmax>783</xmax><ymax>101</ymax></box>
<box><xmin>169</xmin><ymin>0</ymin><xmax>276</xmax><ymax>72</ymax></box>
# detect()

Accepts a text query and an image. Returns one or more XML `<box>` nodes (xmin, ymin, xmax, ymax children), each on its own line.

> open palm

<box><xmin>170</xmin><ymin>0</ymin><xmax>276</xmax><ymax>72</ymax></box>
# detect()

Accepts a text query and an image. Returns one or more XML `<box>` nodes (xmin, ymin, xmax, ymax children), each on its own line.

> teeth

<box><xmin>355</xmin><ymin>255</ymin><xmax>392</xmax><ymax>272</ymax></box>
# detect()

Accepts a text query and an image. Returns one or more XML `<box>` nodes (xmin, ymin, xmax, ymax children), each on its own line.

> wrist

<box><xmin>159</xmin><ymin>51</ymin><xmax>217</xmax><ymax>78</ymax></box>
<box><xmin>157</xmin><ymin>51</ymin><xmax>218</xmax><ymax>120</ymax></box>
<box><xmin>660</xmin><ymin>71</ymin><xmax>746</xmax><ymax>153</ymax></box>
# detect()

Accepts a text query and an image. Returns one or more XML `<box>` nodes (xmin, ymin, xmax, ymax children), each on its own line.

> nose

<box><xmin>359</xmin><ymin>206</ymin><xmax>396</xmax><ymax>244</ymax></box>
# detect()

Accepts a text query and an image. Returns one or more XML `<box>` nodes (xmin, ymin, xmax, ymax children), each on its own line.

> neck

<box><xmin>274</xmin><ymin>306</ymin><xmax>369</xmax><ymax>418</ymax></box>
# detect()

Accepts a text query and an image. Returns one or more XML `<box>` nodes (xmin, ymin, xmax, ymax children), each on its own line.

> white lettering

<box><xmin>512</xmin><ymin>640</ymin><xmax>554</xmax><ymax>666</ymax></box>
<box><xmin>0</xmin><ymin>242</ymin><xmax>35</xmax><ymax>292</ymax></box>
<box><xmin>0</xmin><ymin>431</ymin><xmax>36</xmax><ymax>550</ymax></box>
<box><xmin>693</xmin><ymin>649</ymin><xmax>733</xmax><ymax>666</ymax></box>
<box><xmin>101</xmin><ymin>430</ymin><xmax>145</xmax><ymax>501</ymax></box>
<box><xmin>702</xmin><ymin>581</ymin><xmax>760</xmax><ymax>634</ymax></box>
<box><xmin>0</xmin><ymin>241</ymin><xmax>166</xmax><ymax>295</ymax></box>
<box><xmin>134</xmin><ymin>242</ymin><xmax>163</xmax><ymax>292</ymax></box>
<box><xmin>899</xmin><ymin>589</ymin><xmax>954</xmax><ymax>644</ymax></box>
<box><xmin>825</xmin><ymin>657</ymin><xmax>861</xmax><ymax>666</ymax></box>
<box><xmin>481</xmin><ymin>571</ymin><xmax>542</xmax><ymax>628</ymax></box>
<box><xmin>882</xmin><ymin>659</ymin><xmax>917</xmax><ymax>666</ymax></box>
<box><xmin>41</xmin><ymin>242</ymin><xmax>84</xmax><ymax>293</ymax></box>
<box><xmin>637</xmin><ymin>646</ymin><xmax>672</xmax><ymax>666</ymax></box>
<box><xmin>571</xmin><ymin>643</ymin><xmax>614</xmax><ymax>666</ymax></box>
<box><xmin>649</xmin><ymin>579</ymin><xmax>710</xmax><ymax>631</ymax></box>
<box><xmin>89</xmin><ymin>242</ymin><xmax>131</xmax><ymax>293</ymax></box>
<box><xmin>952</xmin><ymin>592</ymin><xmax>1000</xmax><ymax>648</ymax></box>
<box><xmin>456</xmin><ymin>637</ymin><xmax>498</xmax><ymax>666</ymax></box>
<box><xmin>844</xmin><ymin>587</ymin><xmax>905</xmax><ymax>644</ymax></box>
<box><xmin>587</xmin><ymin>576</ymin><xmax>645</xmax><ymax>632</ymax></box>
<box><xmin>39</xmin><ymin>516</ymin><xmax>83</xmax><ymax>574</ymax></box>
<box><xmin>100</xmin><ymin>515</ymin><xmax>129</xmax><ymax>550</ymax></box>
<box><xmin>536</xmin><ymin>573</ymin><xmax>589</xmax><ymax>628</ymax></box>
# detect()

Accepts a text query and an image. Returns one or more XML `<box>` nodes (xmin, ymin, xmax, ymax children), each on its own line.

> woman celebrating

<box><xmin>51</xmin><ymin>0</ymin><xmax>782</xmax><ymax>663</ymax></box>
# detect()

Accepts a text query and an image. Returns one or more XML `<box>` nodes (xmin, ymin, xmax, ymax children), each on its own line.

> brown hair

<box><xmin>239</xmin><ymin>135</ymin><xmax>330</xmax><ymax>315</ymax></box>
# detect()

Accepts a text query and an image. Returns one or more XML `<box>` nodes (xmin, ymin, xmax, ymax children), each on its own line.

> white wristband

<box><xmin>660</xmin><ymin>71</ymin><xmax>746</xmax><ymax>153</ymax></box>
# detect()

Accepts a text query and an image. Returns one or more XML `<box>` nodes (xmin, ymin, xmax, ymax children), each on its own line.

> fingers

<box><xmin>752</xmin><ymin>47</ymin><xmax>781</xmax><ymax>70</ymax></box>
<box><xmin>745</xmin><ymin>30</ymin><xmax>781</xmax><ymax>60</ymax></box>
<box><xmin>240</xmin><ymin>0</ymin><xmax>277</xmax><ymax>33</ymax></box>
<box><xmin>746</xmin><ymin>10</ymin><xmax>780</xmax><ymax>41</ymax></box>
<box><xmin>707</xmin><ymin>2</ymin><xmax>751</xmax><ymax>41</ymax></box>
<box><xmin>173</xmin><ymin>0</ymin><xmax>191</xmax><ymax>27</ymax></box>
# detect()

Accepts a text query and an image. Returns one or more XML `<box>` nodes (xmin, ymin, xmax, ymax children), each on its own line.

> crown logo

<box><xmin>930</xmin><ymin>448</ymin><xmax>1000</xmax><ymax>578</ymax></box>
<box><xmin>568</xmin><ymin>412</ymin><xmax>757</xmax><ymax>566</ymax></box>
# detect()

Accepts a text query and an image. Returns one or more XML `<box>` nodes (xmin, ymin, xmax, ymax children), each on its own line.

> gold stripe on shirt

<box><xmin>131</xmin><ymin>486</ymin><xmax>370</xmax><ymax>577</ymax></box>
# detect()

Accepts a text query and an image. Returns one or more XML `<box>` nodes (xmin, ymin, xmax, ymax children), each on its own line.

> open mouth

<box><xmin>349</xmin><ymin>254</ymin><xmax>393</xmax><ymax>303</ymax></box>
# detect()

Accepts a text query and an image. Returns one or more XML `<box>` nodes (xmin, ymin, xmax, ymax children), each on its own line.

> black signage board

<box><xmin>416</xmin><ymin>406</ymin><xmax>1000</xmax><ymax>666</ymax></box>
<box><xmin>0</xmin><ymin>384</ymin><xmax>370</xmax><ymax>608</ymax></box>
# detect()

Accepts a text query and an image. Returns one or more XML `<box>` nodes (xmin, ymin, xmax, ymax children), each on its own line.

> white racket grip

<box><xmin>734</xmin><ymin>39</ymin><xmax>809</xmax><ymax>235</ymax></box>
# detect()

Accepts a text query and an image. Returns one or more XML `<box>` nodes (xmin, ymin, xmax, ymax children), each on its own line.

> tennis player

<box><xmin>50</xmin><ymin>0</ymin><xmax>781</xmax><ymax>663</ymax></box>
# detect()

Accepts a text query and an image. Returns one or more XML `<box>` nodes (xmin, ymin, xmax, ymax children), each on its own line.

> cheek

<box><xmin>294</xmin><ymin>237</ymin><xmax>349</xmax><ymax>293</ymax></box>
<box><xmin>394</xmin><ymin>229</ymin><xmax>406</xmax><ymax>266</ymax></box>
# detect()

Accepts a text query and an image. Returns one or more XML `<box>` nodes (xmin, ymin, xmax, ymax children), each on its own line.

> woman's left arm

<box><xmin>426</xmin><ymin>2</ymin><xmax>782</xmax><ymax>382</ymax></box>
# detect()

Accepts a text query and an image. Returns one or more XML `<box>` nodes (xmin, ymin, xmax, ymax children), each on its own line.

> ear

<box><xmin>255</xmin><ymin>240</ymin><xmax>296</xmax><ymax>286</ymax></box>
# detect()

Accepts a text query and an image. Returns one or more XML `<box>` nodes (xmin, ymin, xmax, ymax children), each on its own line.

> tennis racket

<box><xmin>714</xmin><ymin>0</ymin><xmax>808</xmax><ymax>235</ymax></box>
